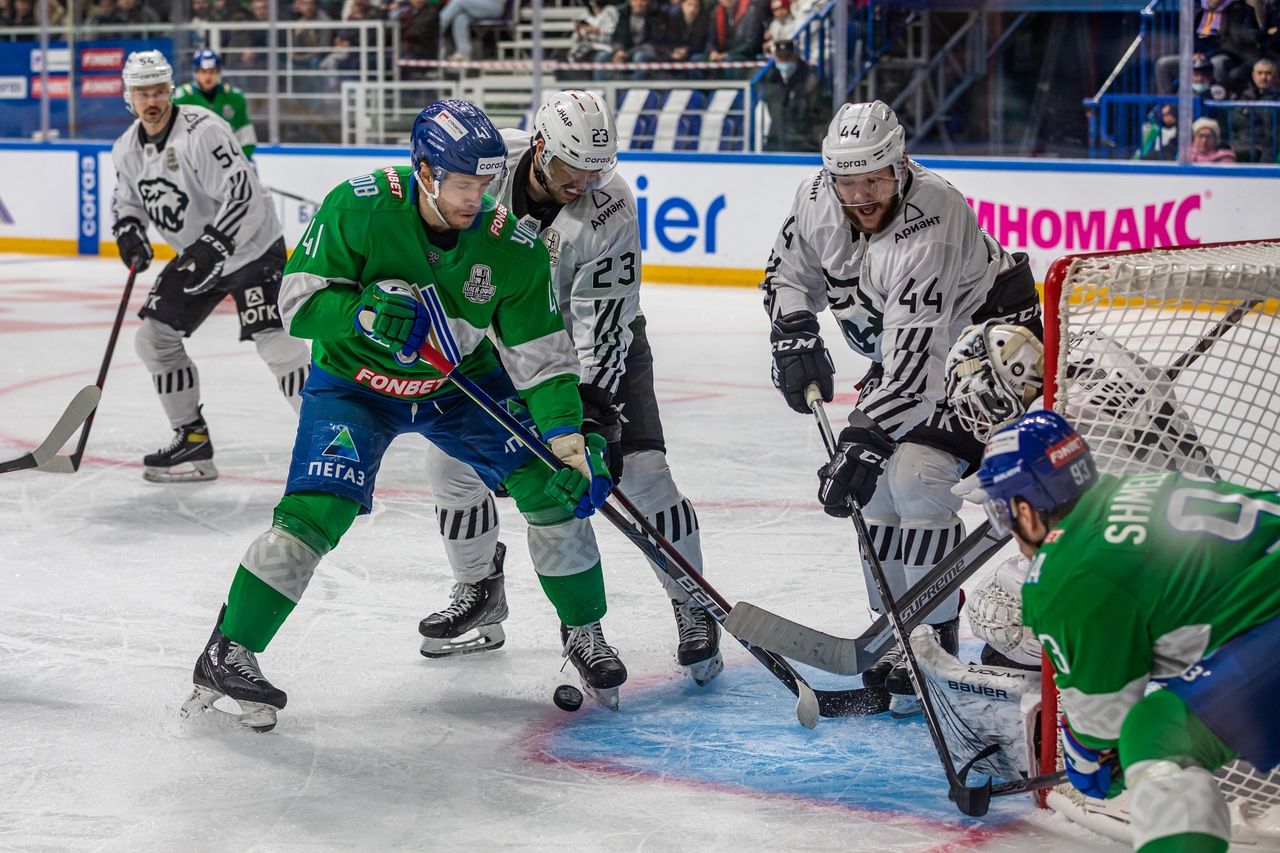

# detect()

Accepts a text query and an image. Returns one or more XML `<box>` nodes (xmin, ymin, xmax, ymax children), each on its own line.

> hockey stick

<box><xmin>266</xmin><ymin>186</ymin><xmax>322</xmax><ymax>208</ymax></box>
<box><xmin>0</xmin><ymin>385</ymin><xmax>102</xmax><ymax>474</ymax></box>
<box><xmin>726</xmin><ymin>522</ymin><xmax>1007</xmax><ymax>675</ymax></box>
<box><xmin>0</xmin><ymin>265</ymin><xmax>139</xmax><ymax>474</ymax></box>
<box><xmin>386</xmin><ymin>305</ymin><xmax>887</xmax><ymax>726</ymax></box>
<box><xmin>805</xmin><ymin>388</ymin><xmax>1003</xmax><ymax>816</ymax></box>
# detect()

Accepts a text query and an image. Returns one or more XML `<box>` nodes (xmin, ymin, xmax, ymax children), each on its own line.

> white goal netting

<box><xmin>1041</xmin><ymin>239</ymin><xmax>1280</xmax><ymax>848</ymax></box>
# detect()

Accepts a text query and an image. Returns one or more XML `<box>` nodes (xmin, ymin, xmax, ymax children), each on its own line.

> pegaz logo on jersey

<box><xmin>308</xmin><ymin>424</ymin><xmax>365</xmax><ymax>485</ymax></box>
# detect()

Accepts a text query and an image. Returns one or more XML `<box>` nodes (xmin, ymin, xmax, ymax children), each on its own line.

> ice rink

<box><xmin>0</xmin><ymin>254</ymin><xmax>1119</xmax><ymax>851</ymax></box>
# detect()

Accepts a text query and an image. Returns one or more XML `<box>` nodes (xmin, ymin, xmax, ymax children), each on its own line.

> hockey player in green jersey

<box><xmin>181</xmin><ymin>100</ymin><xmax>624</xmax><ymax>730</ymax></box>
<box><xmin>173</xmin><ymin>49</ymin><xmax>256</xmax><ymax>158</ymax></box>
<box><xmin>977</xmin><ymin>410</ymin><xmax>1280</xmax><ymax>853</ymax></box>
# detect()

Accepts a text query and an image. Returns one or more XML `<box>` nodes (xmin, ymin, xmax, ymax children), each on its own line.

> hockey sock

<box><xmin>437</xmin><ymin>494</ymin><xmax>501</xmax><ymax>584</ymax></box>
<box><xmin>537</xmin><ymin>561</ymin><xmax>606</xmax><ymax>627</ymax></box>
<box><xmin>253</xmin><ymin>328</ymin><xmax>311</xmax><ymax>414</ymax></box>
<box><xmin>901</xmin><ymin>520</ymin><xmax>964</xmax><ymax>623</ymax></box>
<box><xmin>222</xmin><ymin>566</ymin><xmax>295</xmax><ymax>653</ymax></box>
<box><xmin>618</xmin><ymin>450</ymin><xmax>705</xmax><ymax>599</ymax></box>
<box><xmin>860</xmin><ymin>522</ymin><xmax>903</xmax><ymax>614</ymax></box>
<box><xmin>135</xmin><ymin>319</ymin><xmax>201</xmax><ymax>428</ymax></box>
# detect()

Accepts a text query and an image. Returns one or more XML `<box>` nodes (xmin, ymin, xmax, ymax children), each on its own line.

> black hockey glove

<box><xmin>113</xmin><ymin>217</ymin><xmax>153</xmax><ymax>273</ymax></box>
<box><xmin>580</xmin><ymin>383</ymin><xmax>624</xmax><ymax>483</ymax></box>
<box><xmin>770</xmin><ymin>311</ymin><xmax>835</xmax><ymax>414</ymax></box>
<box><xmin>817</xmin><ymin>410</ymin><xmax>896</xmax><ymax>517</ymax></box>
<box><xmin>170</xmin><ymin>224</ymin><xmax>234</xmax><ymax>295</ymax></box>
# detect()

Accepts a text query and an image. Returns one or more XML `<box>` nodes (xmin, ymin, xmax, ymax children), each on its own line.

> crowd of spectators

<box><xmin>1146</xmin><ymin>0</ymin><xmax>1280</xmax><ymax>162</ymax></box>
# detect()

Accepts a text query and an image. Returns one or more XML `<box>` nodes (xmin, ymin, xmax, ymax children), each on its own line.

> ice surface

<box><xmin>0</xmin><ymin>255</ymin><xmax>1118</xmax><ymax>851</ymax></box>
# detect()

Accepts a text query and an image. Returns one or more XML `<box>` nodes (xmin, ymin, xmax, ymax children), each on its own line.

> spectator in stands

<box><xmin>1156</xmin><ymin>0</ymin><xmax>1237</xmax><ymax>94</ymax></box>
<box><xmin>1231</xmin><ymin>56</ymin><xmax>1280</xmax><ymax>160</ymax></box>
<box><xmin>233</xmin><ymin>0</ymin><xmax>271</xmax><ymax>73</ymax></box>
<box><xmin>9</xmin><ymin>0</ymin><xmax>35</xmax><ymax>25</ymax></box>
<box><xmin>1189</xmin><ymin>116</ymin><xmax>1239</xmax><ymax>160</ymax></box>
<box><xmin>568</xmin><ymin>0</ymin><xmax>619</xmax><ymax>63</ymax></box>
<box><xmin>1221</xmin><ymin>0</ymin><xmax>1280</xmax><ymax>93</ymax></box>
<box><xmin>667</xmin><ymin>0</ymin><xmax>709</xmax><ymax>61</ymax></box>
<box><xmin>290</xmin><ymin>0</ymin><xmax>335</xmax><ymax>71</ymax></box>
<box><xmin>440</xmin><ymin>0</ymin><xmax>507</xmax><ymax>60</ymax></box>
<box><xmin>760</xmin><ymin>39</ymin><xmax>826</xmax><ymax>151</ymax></box>
<box><xmin>399</xmin><ymin>0</ymin><xmax>441</xmax><ymax>65</ymax></box>
<box><xmin>611</xmin><ymin>0</ymin><xmax>673</xmax><ymax>70</ymax></box>
<box><xmin>1135</xmin><ymin>102</ymin><xmax>1179</xmax><ymax>160</ymax></box>
<box><xmin>762</xmin><ymin>0</ymin><xmax>795</xmax><ymax>56</ymax></box>
<box><xmin>705</xmin><ymin>0</ymin><xmax>767</xmax><ymax>63</ymax></box>
<box><xmin>113</xmin><ymin>0</ymin><xmax>161</xmax><ymax>35</ymax></box>
<box><xmin>188</xmin><ymin>0</ymin><xmax>214</xmax><ymax>22</ymax></box>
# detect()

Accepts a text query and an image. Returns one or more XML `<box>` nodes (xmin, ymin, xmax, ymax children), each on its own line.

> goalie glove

<box><xmin>579</xmin><ymin>383</ymin><xmax>624</xmax><ymax>482</ymax></box>
<box><xmin>169</xmin><ymin>224</ymin><xmax>234</xmax><ymax>295</ymax></box>
<box><xmin>817</xmin><ymin>410</ymin><xmax>896</xmax><ymax>516</ymax></box>
<box><xmin>113</xmin><ymin>217</ymin><xmax>153</xmax><ymax>273</ymax></box>
<box><xmin>1061</xmin><ymin>719</ymin><xmax>1124</xmax><ymax>799</ymax></box>
<box><xmin>545</xmin><ymin>431</ymin><xmax>613</xmax><ymax>518</ymax></box>
<box><xmin>770</xmin><ymin>311</ymin><xmax>835</xmax><ymax>414</ymax></box>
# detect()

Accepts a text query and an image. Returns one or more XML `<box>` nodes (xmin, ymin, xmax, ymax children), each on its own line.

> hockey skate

<box><xmin>419</xmin><ymin>542</ymin><xmax>508</xmax><ymax>658</ymax></box>
<box><xmin>180</xmin><ymin>607</ymin><xmax>287</xmax><ymax>732</ymax></box>
<box><xmin>143</xmin><ymin>408</ymin><xmax>217</xmax><ymax>482</ymax></box>
<box><xmin>886</xmin><ymin>615</ymin><xmax>959</xmax><ymax>720</ymax></box>
<box><xmin>672</xmin><ymin>599</ymin><xmax>723</xmax><ymax>686</ymax></box>
<box><xmin>560</xmin><ymin>621</ymin><xmax>627</xmax><ymax>711</ymax></box>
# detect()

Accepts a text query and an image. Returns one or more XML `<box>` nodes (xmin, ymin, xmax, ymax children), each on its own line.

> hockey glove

<box><xmin>356</xmin><ymin>280</ymin><xmax>430</xmax><ymax>359</ymax></box>
<box><xmin>544</xmin><ymin>431</ymin><xmax>612</xmax><ymax>518</ymax></box>
<box><xmin>817</xmin><ymin>410</ymin><xmax>896</xmax><ymax>517</ymax></box>
<box><xmin>770</xmin><ymin>310</ymin><xmax>836</xmax><ymax>414</ymax></box>
<box><xmin>1061</xmin><ymin>719</ymin><xmax>1124</xmax><ymax>800</ymax></box>
<box><xmin>113</xmin><ymin>217</ymin><xmax>153</xmax><ymax>273</ymax></box>
<box><xmin>580</xmin><ymin>383</ymin><xmax>624</xmax><ymax>482</ymax></box>
<box><xmin>170</xmin><ymin>224</ymin><xmax>234</xmax><ymax>295</ymax></box>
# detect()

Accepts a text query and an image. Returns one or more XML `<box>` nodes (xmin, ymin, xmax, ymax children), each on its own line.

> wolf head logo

<box><xmin>138</xmin><ymin>177</ymin><xmax>189</xmax><ymax>233</ymax></box>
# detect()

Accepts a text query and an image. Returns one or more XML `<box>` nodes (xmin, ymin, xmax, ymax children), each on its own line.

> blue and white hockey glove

<box><xmin>545</xmin><ymin>431</ymin><xmax>613</xmax><ymax>518</ymax></box>
<box><xmin>356</xmin><ymin>280</ymin><xmax>429</xmax><ymax>360</ymax></box>
<box><xmin>1061</xmin><ymin>719</ymin><xmax>1123</xmax><ymax>799</ymax></box>
<box><xmin>172</xmin><ymin>224</ymin><xmax>233</xmax><ymax>295</ymax></box>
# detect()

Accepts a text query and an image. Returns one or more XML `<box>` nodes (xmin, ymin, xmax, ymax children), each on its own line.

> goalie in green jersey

<box><xmin>181</xmin><ymin>100</ymin><xmax>627</xmax><ymax>730</ymax></box>
<box><xmin>976</xmin><ymin>410</ymin><xmax>1280</xmax><ymax>853</ymax></box>
<box><xmin>173</xmin><ymin>49</ymin><xmax>257</xmax><ymax>158</ymax></box>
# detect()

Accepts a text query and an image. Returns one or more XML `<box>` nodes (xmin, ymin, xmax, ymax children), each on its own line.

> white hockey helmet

<box><xmin>533</xmin><ymin>89</ymin><xmax>618</xmax><ymax>172</ymax></box>
<box><xmin>945</xmin><ymin>321</ymin><xmax>1045</xmax><ymax>440</ymax></box>
<box><xmin>822</xmin><ymin>100</ymin><xmax>906</xmax><ymax>178</ymax></box>
<box><xmin>122</xmin><ymin>50</ymin><xmax>174</xmax><ymax>112</ymax></box>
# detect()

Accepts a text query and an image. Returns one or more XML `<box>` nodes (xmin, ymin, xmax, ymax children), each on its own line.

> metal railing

<box><xmin>1085</xmin><ymin>92</ymin><xmax>1280</xmax><ymax>162</ymax></box>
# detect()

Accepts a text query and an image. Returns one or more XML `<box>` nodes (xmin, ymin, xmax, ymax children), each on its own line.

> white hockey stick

<box><xmin>0</xmin><ymin>385</ymin><xmax>102</xmax><ymax>475</ymax></box>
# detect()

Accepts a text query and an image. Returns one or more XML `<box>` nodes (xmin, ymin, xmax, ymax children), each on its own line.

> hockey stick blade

<box><xmin>726</xmin><ymin>522</ymin><xmax>1009</xmax><ymax>675</ymax></box>
<box><xmin>0</xmin><ymin>385</ymin><xmax>101</xmax><ymax>475</ymax></box>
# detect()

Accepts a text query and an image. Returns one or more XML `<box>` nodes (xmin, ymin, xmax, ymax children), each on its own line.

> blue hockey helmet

<box><xmin>410</xmin><ymin>99</ymin><xmax>507</xmax><ymax>181</ymax></box>
<box><xmin>193</xmin><ymin>48</ymin><xmax>222</xmax><ymax>71</ymax></box>
<box><xmin>976</xmin><ymin>410</ymin><xmax>1098</xmax><ymax>537</ymax></box>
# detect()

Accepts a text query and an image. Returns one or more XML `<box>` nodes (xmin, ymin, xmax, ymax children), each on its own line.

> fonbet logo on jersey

<box><xmin>307</xmin><ymin>424</ymin><xmax>365</xmax><ymax>485</ymax></box>
<box><xmin>138</xmin><ymin>177</ymin><xmax>189</xmax><ymax>232</ymax></box>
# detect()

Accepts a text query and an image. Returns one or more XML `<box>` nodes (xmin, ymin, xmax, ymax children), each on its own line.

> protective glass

<box><xmin>982</xmin><ymin>496</ymin><xmax>1015</xmax><ymax>538</ymax></box>
<box><xmin>830</xmin><ymin>172</ymin><xmax>899</xmax><ymax>207</ymax></box>
<box><xmin>130</xmin><ymin>83</ymin><xmax>172</xmax><ymax>103</ymax></box>
<box><xmin>437</xmin><ymin>168</ymin><xmax>500</xmax><ymax>214</ymax></box>
<box><xmin>545</xmin><ymin>156</ymin><xmax>599</xmax><ymax>194</ymax></box>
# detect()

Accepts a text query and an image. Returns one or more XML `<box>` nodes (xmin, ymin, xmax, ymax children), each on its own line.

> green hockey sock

<box><xmin>537</xmin><ymin>562</ymin><xmax>607</xmax><ymax>626</ymax></box>
<box><xmin>221</xmin><ymin>566</ymin><xmax>296</xmax><ymax>653</ymax></box>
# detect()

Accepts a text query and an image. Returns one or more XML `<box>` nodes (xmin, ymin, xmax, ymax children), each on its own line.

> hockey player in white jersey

<box><xmin>908</xmin><ymin>320</ymin><xmax>1219</xmax><ymax>783</ymax></box>
<box><xmin>417</xmin><ymin>90</ymin><xmax>722</xmax><ymax>687</ymax></box>
<box><xmin>762</xmin><ymin>100</ymin><xmax>1041</xmax><ymax>717</ymax></box>
<box><xmin>110</xmin><ymin>50</ymin><xmax>310</xmax><ymax>482</ymax></box>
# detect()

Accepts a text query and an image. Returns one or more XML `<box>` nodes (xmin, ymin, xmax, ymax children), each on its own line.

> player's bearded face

<box><xmin>433</xmin><ymin>171</ymin><xmax>496</xmax><ymax>228</ymax></box>
<box><xmin>832</xmin><ymin>167</ymin><xmax>899</xmax><ymax>233</ymax></box>
<box><xmin>130</xmin><ymin>83</ymin><xmax>172</xmax><ymax>128</ymax></box>
<box><xmin>541</xmin><ymin>156</ymin><xmax>597</xmax><ymax>204</ymax></box>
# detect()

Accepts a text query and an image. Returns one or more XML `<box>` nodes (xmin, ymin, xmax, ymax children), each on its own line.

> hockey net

<box><xmin>1040</xmin><ymin>238</ymin><xmax>1280</xmax><ymax>848</ymax></box>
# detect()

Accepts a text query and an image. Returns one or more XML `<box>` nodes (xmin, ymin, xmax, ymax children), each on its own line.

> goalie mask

<box><xmin>945</xmin><ymin>322</ymin><xmax>1044</xmax><ymax>441</ymax></box>
<box><xmin>532</xmin><ymin>90</ymin><xmax>617</xmax><ymax>203</ymax></box>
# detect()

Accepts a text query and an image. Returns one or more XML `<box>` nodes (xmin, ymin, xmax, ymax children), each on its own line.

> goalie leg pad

<box><xmin>911</xmin><ymin>625</ymin><xmax>1042</xmax><ymax>781</ymax></box>
<box><xmin>617</xmin><ymin>449</ymin><xmax>704</xmax><ymax>600</ymax></box>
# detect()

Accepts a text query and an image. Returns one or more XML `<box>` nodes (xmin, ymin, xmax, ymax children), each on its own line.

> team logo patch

<box><xmin>322</xmin><ymin>425</ymin><xmax>360</xmax><ymax>462</ymax></box>
<box><xmin>223</xmin><ymin>105</ymin><xmax>234</xmax><ymax>119</ymax></box>
<box><xmin>1046</xmin><ymin>434</ymin><xmax>1086</xmax><ymax>469</ymax></box>
<box><xmin>165</xmin><ymin>148</ymin><xmax>179</xmax><ymax>172</ymax></box>
<box><xmin>137</xmin><ymin>177</ymin><xmax>189</xmax><ymax>232</ymax></box>
<box><xmin>433</xmin><ymin>110</ymin><xmax>468</xmax><ymax>141</ymax></box>
<box><xmin>463</xmin><ymin>264</ymin><xmax>495</xmax><ymax>303</ymax></box>
<box><xmin>543</xmin><ymin>228</ymin><xmax>561</xmax><ymax>266</ymax></box>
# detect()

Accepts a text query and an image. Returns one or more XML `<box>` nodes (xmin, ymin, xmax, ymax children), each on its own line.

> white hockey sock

<box><xmin>861</xmin><ymin>522</ymin><xmax>904</xmax><ymax>615</ymax></box>
<box><xmin>253</xmin><ymin>328</ymin><xmax>311</xmax><ymax>413</ymax></box>
<box><xmin>135</xmin><ymin>318</ymin><xmax>201</xmax><ymax>428</ymax></box>
<box><xmin>617</xmin><ymin>449</ymin><xmax>704</xmax><ymax>601</ymax></box>
<box><xmin>436</xmin><ymin>494</ymin><xmax>502</xmax><ymax>584</ymax></box>
<box><xmin>902</xmin><ymin>519</ymin><xmax>965</xmax><ymax>623</ymax></box>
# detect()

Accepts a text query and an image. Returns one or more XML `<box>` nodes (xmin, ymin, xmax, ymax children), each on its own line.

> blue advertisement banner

<box><xmin>0</xmin><ymin>38</ymin><xmax>173</xmax><ymax>140</ymax></box>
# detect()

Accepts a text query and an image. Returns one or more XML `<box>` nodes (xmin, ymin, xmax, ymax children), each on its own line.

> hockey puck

<box><xmin>553</xmin><ymin>684</ymin><xmax>584</xmax><ymax>712</ymax></box>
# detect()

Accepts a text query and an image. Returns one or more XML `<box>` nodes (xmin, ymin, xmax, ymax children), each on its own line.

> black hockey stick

<box><xmin>0</xmin><ymin>265</ymin><xmax>139</xmax><ymax>474</ymax></box>
<box><xmin>266</xmin><ymin>185</ymin><xmax>322</xmax><ymax>208</ymax></box>
<box><xmin>392</xmin><ymin>313</ymin><xmax>887</xmax><ymax>726</ymax></box>
<box><xmin>805</xmin><ymin>389</ymin><xmax>1003</xmax><ymax>816</ymax></box>
<box><xmin>726</xmin><ymin>521</ymin><xmax>1007</xmax><ymax>675</ymax></box>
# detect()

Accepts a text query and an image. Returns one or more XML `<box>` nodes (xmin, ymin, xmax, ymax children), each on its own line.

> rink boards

<box><xmin>0</xmin><ymin>139</ymin><xmax>1277</xmax><ymax>284</ymax></box>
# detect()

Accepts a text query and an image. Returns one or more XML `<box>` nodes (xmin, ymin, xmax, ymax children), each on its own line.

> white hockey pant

<box><xmin>860</xmin><ymin>442</ymin><xmax>967</xmax><ymax>624</ymax></box>
<box><xmin>134</xmin><ymin>319</ymin><xmax>310</xmax><ymax>427</ymax></box>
